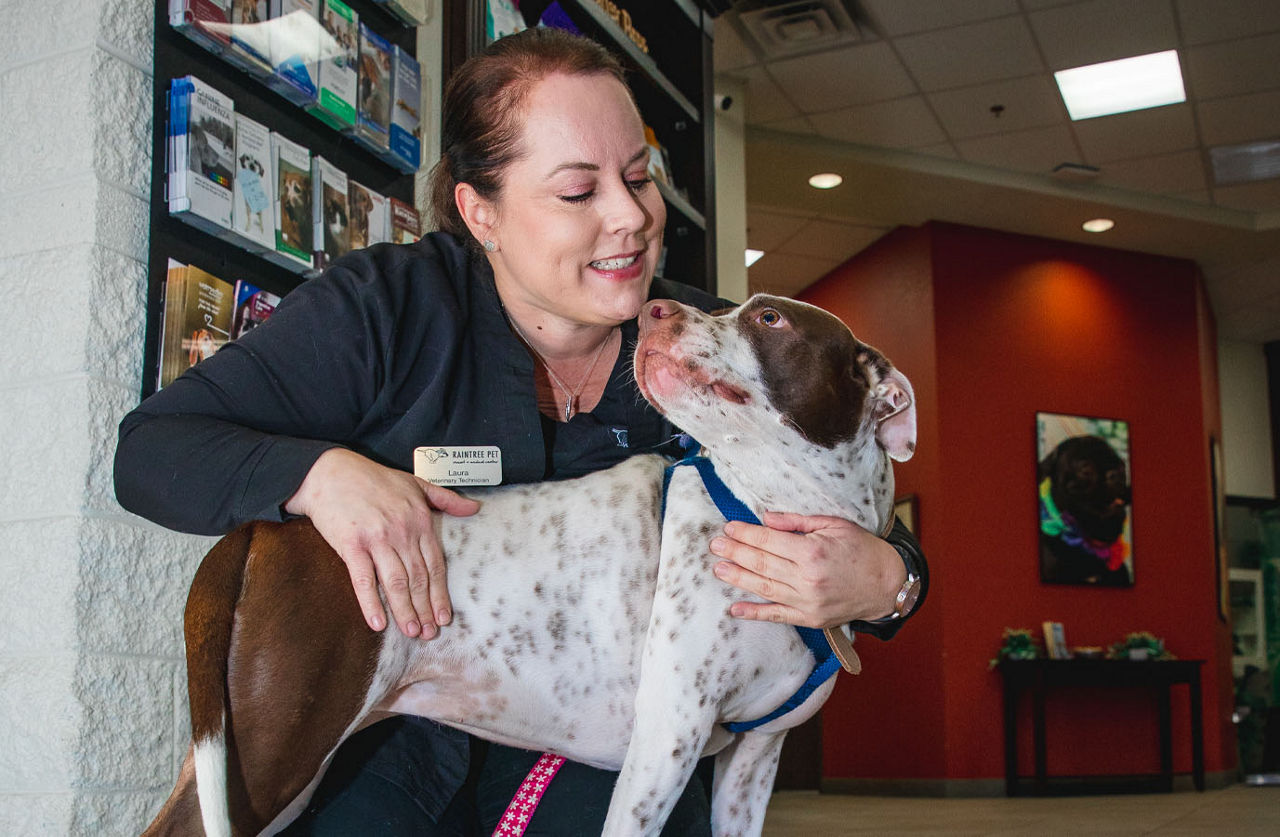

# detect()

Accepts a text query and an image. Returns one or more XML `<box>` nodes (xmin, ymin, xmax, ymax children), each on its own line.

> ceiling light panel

<box><xmin>1054</xmin><ymin>50</ymin><xmax>1186</xmax><ymax>121</ymax></box>
<box><xmin>1210</xmin><ymin>141</ymin><xmax>1280</xmax><ymax>185</ymax></box>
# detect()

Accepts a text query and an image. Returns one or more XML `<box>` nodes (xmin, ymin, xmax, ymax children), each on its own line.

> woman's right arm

<box><xmin>114</xmin><ymin>255</ymin><xmax>477</xmax><ymax>637</ymax></box>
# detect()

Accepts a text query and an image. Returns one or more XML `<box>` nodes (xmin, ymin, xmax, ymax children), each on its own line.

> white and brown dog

<box><xmin>143</xmin><ymin>294</ymin><xmax>917</xmax><ymax>837</ymax></box>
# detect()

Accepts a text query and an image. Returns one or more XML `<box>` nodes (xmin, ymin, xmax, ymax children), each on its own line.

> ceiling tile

<box><xmin>893</xmin><ymin>17</ymin><xmax>1043</xmax><ymax>91</ymax></box>
<box><xmin>1029</xmin><ymin>0</ymin><xmax>1178</xmax><ymax>71</ymax></box>
<box><xmin>746</xmin><ymin>208</ymin><xmax>814</xmax><ymax>251</ymax></box>
<box><xmin>913</xmin><ymin>142</ymin><xmax>960</xmax><ymax>159</ymax></box>
<box><xmin>1072</xmin><ymin>103</ymin><xmax>1198</xmax><ymax>164</ymax></box>
<box><xmin>1197</xmin><ymin>89</ymin><xmax>1280</xmax><ymax>146</ymax></box>
<box><xmin>713</xmin><ymin>16</ymin><xmax>758</xmax><ymax>72</ymax></box>
<box><xmin>766</xmin><ymin>42</ymin><xmax>916</xmax><ymax>113</ymax></box>
<box><xmin>860</xmin><ymin>0</ymin><xmax>1020</xmax><ymax>37</ymax></box>
<box><xmin>756</xmin><ymin>115</ymin><xmax>816</xmax><ymax>135</ymax></box>
<box><xmin>1098</xmin><ymin>149</ymin><xmax>1207</xmax><ymax>195</ymax></box>
<box><xmin>734</xmin><ymin>64</ymin><xmax>800</xmax><ymax>125</ymax></box>
<box><xmin>775</xmin><ymin>220</ymin><xmax>889</xmax><ymax>261</ymax></box>
<box><xmin>1213</xmin><ymin>178</ymin><xmax>1280</xmax><ymax>212</ymax></box>
<box><xmin>954</xmin><ymin>124</ymin><xmax>1080</xmax><ymax>174</ymax></box>
<box><xmin>928</xmin><ymin>75</ymin><xmax>1064</xmax><ymax>139</ymax></box>
<box><xmin>1176</xmin><ymin>0</ymin><xmax>1280</xmax><ymax>47</ymax></box>
<box><xmin>808</xmin><ymin>96</ymin><xmax>946</xmax><ymax>148</ymax></box>
<box><xmin>1184</xmin><ymin>32</ymin><xmax>1280</xmax><ymax>101</ymax></box>
<box><xmin>748</xmin><ymin>252</ymin><xmax>840</xmax><ymax>298</ymax></box>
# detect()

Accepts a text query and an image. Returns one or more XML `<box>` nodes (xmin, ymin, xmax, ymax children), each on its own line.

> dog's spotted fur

<box><xmin>143</xmin><ymin>294</ymin><xmax>917</xmax><ymax>837</ymax></box>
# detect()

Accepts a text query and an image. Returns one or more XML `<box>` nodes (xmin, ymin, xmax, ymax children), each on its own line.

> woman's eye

<box><xmin>626</xmin><ymin>176</ymin><xmax>652</xmax><ymax>192</ymax></box>
<box><xmin>560</xmin><ymin>191</ymin><xmax>594</xmax><ymax>204</ymax></box>
<box><xmin>758</xmin><ymin>309</ymin><xmax>784</xmax><ymax>327</ymax></box>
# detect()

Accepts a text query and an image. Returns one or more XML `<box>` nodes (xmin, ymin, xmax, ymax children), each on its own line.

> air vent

<box><xmin>730</xmin><ymin>0</ymin><xmax>869</xmax><ymax>60</ymax></box>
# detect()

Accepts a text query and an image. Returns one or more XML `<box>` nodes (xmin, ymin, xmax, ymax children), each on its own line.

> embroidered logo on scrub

<box><xmin>414</xmin><ymin>446</ymin><xmax>502</xmax><ymax>486</ymax></box>
<box><xmin>610</xmin><ymin>428</ymin><xmax>629</xmax><ymax>448</ymax></box>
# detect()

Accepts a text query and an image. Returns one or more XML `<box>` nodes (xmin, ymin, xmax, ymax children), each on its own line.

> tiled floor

<box><xmin>762</xmin><ymin>784</ymin><xmax>1280</xmax><ymax>835</ymax></box>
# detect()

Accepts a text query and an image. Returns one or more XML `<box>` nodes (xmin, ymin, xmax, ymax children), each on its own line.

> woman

<box><xmin>116</xmin><ymin>28</ymin><xmax>927</xmax><ymax>835</ymax></box>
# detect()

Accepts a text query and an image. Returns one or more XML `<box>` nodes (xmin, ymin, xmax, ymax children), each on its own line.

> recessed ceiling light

<box><xmin>745</xmin><ymin>248</ymin><xmax>765</xmax><ymax>267</ymax></box>
<box><xmin>1082</xmin><ymin>218</ymin><xmax>1115</xmax><ymax>233</ymax></box>
<box><xmin>1054</xmin><ymin>50</ymin><xmax>1185</xmax><ymax>121</ymax></box>
<box><xmin>808</xmin><ymin>172</ymin><xmax>843</xmax><ymax>189</ymax></box>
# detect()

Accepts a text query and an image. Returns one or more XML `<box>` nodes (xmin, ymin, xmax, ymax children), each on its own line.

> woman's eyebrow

<box><xmin>545</xmin><ymin>148</ymin><xmax>649</xmax><ymax>179</ymax></box>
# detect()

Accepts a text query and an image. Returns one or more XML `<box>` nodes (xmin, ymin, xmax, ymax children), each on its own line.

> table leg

<box><xmin>1157</xmin><ymin>683</ymin><xmax>1173</xmax><ymax>791</ymax></box>
<box><xmin>1190</xmin><ymin>671</ymin><xmax>1205</xmax><ymax>791</ymax></box>
<box><xmin>1004</xmin><ymin>674</ymin><xmax>1019</xmax><ymax>796</ymax></box>
<box><xmin>1032</xmin><ymin>674</ymin><xmax>1047</xmax><ymax>795</ymax></box>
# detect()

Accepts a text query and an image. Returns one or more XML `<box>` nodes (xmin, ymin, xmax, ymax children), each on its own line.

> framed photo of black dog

<box><xmin>1037</xmin><ymin>412</ymin><xmax>1134</xmax><ymax>587</ymax></box>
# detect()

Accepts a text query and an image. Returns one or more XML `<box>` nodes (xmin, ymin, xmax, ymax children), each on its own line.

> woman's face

<box><xmin>485</xmin><ymin>72</ymin><xmax>667</xmax><ymax>328</ymax></box>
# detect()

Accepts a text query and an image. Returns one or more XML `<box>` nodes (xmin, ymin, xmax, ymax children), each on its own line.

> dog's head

<box><xmin>1039</xmin><ymin>435</ymin><xmax>1129</xmax><ymax>542</ymax></box>
<box><xmin>238</xmin><ymin>154</ymin><xmax>264</xmax><ymax>177</ymax></box>
<box><xmin>635</xmin><ymin>294</ymin><xmax>916</xmax><ymax>464</ymax></box>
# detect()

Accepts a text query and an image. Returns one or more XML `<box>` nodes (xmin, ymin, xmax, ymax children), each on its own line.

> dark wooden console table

<box><xmin>998</xmin><ymin>658</ymin><xmax>1204</xmax><ymax>796</ymax></box>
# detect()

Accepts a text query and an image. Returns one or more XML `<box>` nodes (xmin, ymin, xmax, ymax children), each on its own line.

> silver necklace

<box><xmin>508</xmin><ymin>317</ymin><xmax>616</xmax><ymax>421</ymax></box>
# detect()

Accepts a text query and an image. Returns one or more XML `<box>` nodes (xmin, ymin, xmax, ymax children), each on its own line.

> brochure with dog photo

<box><xmin>1037</xmin><ymin>411</ymin><xmax>1133</xmax><ymax>587</ymax></box>
<box><xmin>355</xmin><ymin>22</ymin><xmax>393</xmax><ymax>150</ymax></box>
<box><xmin>347</xmin><ymin>180</ymin><xmax>388</xmax><ymax>249</ymax></box>
<box><xmin>169</xmin><ymin>0</ymin><xmax>231</xmax><ymax>54</ymax></box>
<box><xmin>269</xmin><ymin>132</ymin><xmax>314</xmax><ymax>271</ymax></box>
<box><xmin>231</xmin><ymin>280</ymin><xmax>282</xmax><ymax>339</ymax></box>
<box><xmin>267</xmin><ymin>0</ymin><xmax>321</xmax><ymax>107</ymax></box>
<box><xmin>312</xmin><ymin>155</ymin><xmax>350</xmax><ymax>269</ymax></box>
<box><xmin>389</xmin><ymin>196</ymin><xmax>420</xmax><ymax>244</ymax></box>
<box><xmin>158</xmin><ymin>261</ymin><xmax>235</xmax><ymax>390</ymax></box>
<box><xmin>388</xmin><ymin>44</ymin><xmax>421</xmax><ymax>172</ymax></box>
<box><xmin>228</xmin><ymin>0</ymin><xmax>272</xmax><ymax>76</ymax></box>
<box><xmin>311</xmin><ymin>0</ymin><xmax>359</xmax><ymax>129</ymax></box>
<box><xmin>168</xmin><ymin>75</ymin><xmax>235</xmax><ymax>235</ymax></box>
<box><xmin>229</xmin><ymin>113</ymin><xmax>276</xmax><ymax>252</ymax></box>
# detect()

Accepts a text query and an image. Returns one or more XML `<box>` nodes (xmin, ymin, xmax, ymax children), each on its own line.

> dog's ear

<box><xmin>872</xmin><ymin>369</ymin><xmax>916</xmax><ymax>462</ymax></box>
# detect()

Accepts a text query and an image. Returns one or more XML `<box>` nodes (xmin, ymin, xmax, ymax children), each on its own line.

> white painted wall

<box><xmin>1219</xmin><ymin>338</ymin><xmax>1276</xmax><ymax>499</ymax></box>
<box><xmin>0</xmin><ymin>2</ymin><xmax>217</xmax><ymax>833</ymax></box>
<box><xmin>0</xmin><ymin>3</ymin><xmax>447</xmax><ymax>833</ymax></box>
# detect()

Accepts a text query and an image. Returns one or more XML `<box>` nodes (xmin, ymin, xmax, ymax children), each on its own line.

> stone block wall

<box><xmin>0</xmin><ymin>2</ymin><xmax>214</xmax><ymax>833</ymax></box>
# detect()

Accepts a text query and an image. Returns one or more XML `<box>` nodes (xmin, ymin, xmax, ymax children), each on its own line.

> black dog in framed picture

<box><xmin>1037</xmin><ymin>413</ymin><xmax>1133</xmax><ymax>587</ymax></box>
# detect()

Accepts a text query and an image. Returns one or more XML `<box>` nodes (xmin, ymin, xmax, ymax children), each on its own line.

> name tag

<box><xmin>413</xmin><ymin>446</ymin><xmax>502</xmax><ymax>486</ymax></box>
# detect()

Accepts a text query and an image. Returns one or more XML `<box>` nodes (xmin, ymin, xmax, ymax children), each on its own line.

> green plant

<box><xmin>1107</xmin><ymin>631</ymin><xmax>1175</xmax><ymax>660</ymax></box>
<box><xmin>990</xmin><ymin>627</ymin><xmax>1041</xmax><ymax>669</ymax></box>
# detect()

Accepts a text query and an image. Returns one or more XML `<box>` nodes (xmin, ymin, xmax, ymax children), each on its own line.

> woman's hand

<box><xmin>284</xmin><ymin>448</ymin><xmax>481</xmax><ymax>638</ymax></box>
<box><xmin>709</xmin><ymin>512</ymin><xmax>905</xmax><ymax>628</ymax></box>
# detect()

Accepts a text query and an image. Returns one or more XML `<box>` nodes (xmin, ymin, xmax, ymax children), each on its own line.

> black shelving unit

<box><xmin>444</xmin><ymin>0</ymin><xmax>717</xmax><ymax>294</ymax></box>
<box><xmin>143</xmin><ymin>1</ymin><xmax>420</xmax><ymax>399</ymax></box>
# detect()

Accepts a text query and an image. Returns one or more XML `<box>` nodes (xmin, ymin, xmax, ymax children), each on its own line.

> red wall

<box><xmin>800</xmin><ymin>222</ymin><xmax>1234</xmax><ymax>784</ymax></box>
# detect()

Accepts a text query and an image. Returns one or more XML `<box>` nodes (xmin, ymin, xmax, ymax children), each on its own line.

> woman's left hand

<box><xmin>709</xmin><ymin>511</ymin><xmax>906</xmax><ymax>628</ymax></box>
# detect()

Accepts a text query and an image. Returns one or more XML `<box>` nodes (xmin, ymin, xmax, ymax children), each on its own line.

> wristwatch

<box><xmin>890</xmin><ymin>572</ymin><xmax>921</xmax><ymax>620</ymax></box>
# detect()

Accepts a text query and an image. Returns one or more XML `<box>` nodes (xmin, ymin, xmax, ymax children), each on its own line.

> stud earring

<box><xmin>483</xmin><ymin>239</ymin><xmax>496</xmax><ymax>252</ymax></box>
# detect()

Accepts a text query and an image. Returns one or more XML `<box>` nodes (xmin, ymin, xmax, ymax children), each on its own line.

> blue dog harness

<box><xmin>662</xmin><ymin>454</ymin><xmax>854</xmax><ymax>733</ymax></box>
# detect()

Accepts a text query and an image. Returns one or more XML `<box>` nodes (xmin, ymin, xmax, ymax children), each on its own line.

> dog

<box><xmin>321</xmin><ymin>183</ymin><xmax>349</xmax><ymax>262</ymax></box>
<box><xmin>142</xmin><ymin>294</ymin><xmax>917</xmax><ymax>836</ymax></box>
<box><xmin>277</xmin><ymin>168</ymin><xmax>312</xmax><ymax>252</ymax></box>
<box><xmin>347</xmin><ymin>182</ymin><xmax>374</xmax><ymax>249</ymax></box>
<box><xmin>231</xmin><ymin>0</ymin><xmax>264</xmax><ymax>25</ymax></box>
<box><xmin>1038</xmin><ymin>434</ymin><xmax>1131</xmax><ymax>586</ymax></box>
<box><xmin>237</xmin><ymin>153</ymin><xmax>268</xmax><ymax>235</ymax></box>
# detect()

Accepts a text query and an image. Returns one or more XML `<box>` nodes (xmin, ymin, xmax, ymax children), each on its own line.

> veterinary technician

<box><xmin>114</xmin><ymin>27</ymin><xmax>928</xmax><ymax>836</ymax></box>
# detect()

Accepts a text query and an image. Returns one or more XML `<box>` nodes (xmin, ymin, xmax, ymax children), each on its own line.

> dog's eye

<box><xmin>757</xmin><ymin>308</ymin><xmax>785</xmax><ymax>328</ymax></box>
